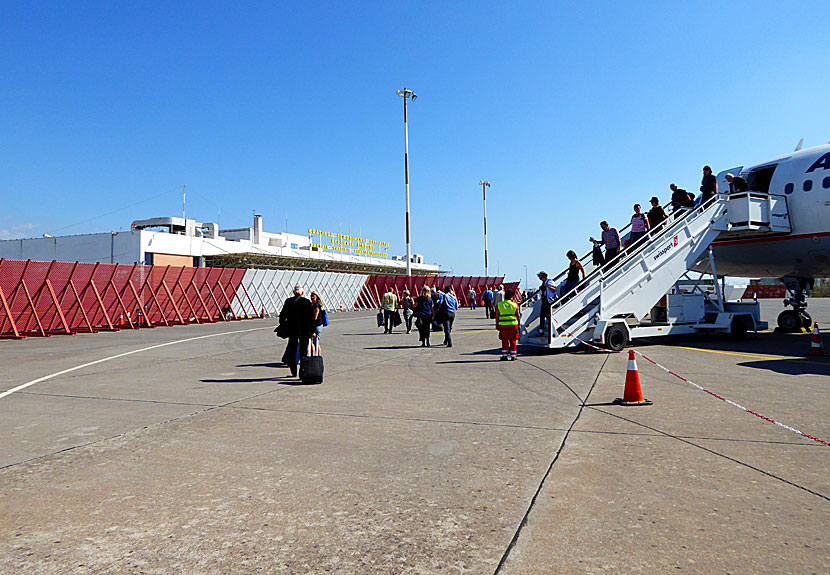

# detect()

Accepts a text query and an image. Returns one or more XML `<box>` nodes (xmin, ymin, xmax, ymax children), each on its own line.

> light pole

<box><xmin>397</xmin><ymin>88</ymin><xmax>417</xmax><ymax>277</ymax></box>
<box><xmin>480</xmin><ymin>180</ymin><xmax>491</xmax><ymax>276</ymax></box>
<box><xmin>523</xmin><ymin>265</ymin><xmax>528</xmax><ymax>291</ymax></box>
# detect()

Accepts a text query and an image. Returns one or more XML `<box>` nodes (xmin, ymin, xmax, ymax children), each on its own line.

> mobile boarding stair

<box><xmin>520</xmin><ymin>192</ymin><xmax>791</xmax><ymax>350</ymax></box>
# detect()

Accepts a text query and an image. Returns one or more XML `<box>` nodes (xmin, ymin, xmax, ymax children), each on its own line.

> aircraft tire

<box><xmin>800</xmin><ymin>311</ymin><xmax>812</xmax><ymax>329</ymax></box>
<box><xmin>777</xmin><ymin>310</ymin><xmax>801</xmax><ymax>332</ymax></box>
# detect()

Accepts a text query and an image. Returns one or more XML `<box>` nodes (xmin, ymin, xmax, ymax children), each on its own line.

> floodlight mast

<box><xmin>480</xmin><ymin>180</ymin><xmax>491</xmax><ymax>276</ymax></box>
<box><xmin>397</xmin><ymin>88</ymin><xmax>416</xmax><ymax>277</ymax></box>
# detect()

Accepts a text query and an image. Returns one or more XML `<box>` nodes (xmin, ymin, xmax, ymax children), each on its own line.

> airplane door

<box><xmin>716</xmin><ymin>167</ymin><xmax>743</xmax><ymax>195</ymax></box>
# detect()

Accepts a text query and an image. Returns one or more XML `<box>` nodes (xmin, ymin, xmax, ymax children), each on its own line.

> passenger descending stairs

<box><xmin>520</xmin><ymin>193</ymin><xmax>791</xmax><ymax>349</ymax></box>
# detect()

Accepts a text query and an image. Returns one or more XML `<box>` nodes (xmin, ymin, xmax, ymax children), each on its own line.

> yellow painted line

<box><xmin>452</xmin><ymin>328</ymin><xmax>496</xmax><ymax>334</ymax></box>
<box><xmin>675</xmin><ymin>346</ymin><xmax>786</xmax><ymax>361</ymax></box>
<box><xmin>675</xmin><ymin>346</ymin><xmax>827</xmax><ymax>366</ymax></box>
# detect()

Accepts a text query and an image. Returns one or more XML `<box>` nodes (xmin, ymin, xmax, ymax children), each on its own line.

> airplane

<box><xmin>705</xmin><ymin>142</ymin><xmax>830</xmax><ymax>331</ymax></box>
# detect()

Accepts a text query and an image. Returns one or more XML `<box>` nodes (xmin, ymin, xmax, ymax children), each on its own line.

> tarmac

<box><xmin>1</xmin><ymin>299</ymin><xmax>829</xmax><ymax>574</ymax></box>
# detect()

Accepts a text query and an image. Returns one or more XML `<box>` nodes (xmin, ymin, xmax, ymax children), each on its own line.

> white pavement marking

<box><xmin>0</xmin><ymin>326</ymin><xmax>271</xmax><ymax>401</ymax></box>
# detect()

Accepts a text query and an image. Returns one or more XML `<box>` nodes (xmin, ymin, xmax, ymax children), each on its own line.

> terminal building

<box><xmin>0</xmin><ymin>215</ymin><xmax>441</xmax><ymax>276</ymax></box>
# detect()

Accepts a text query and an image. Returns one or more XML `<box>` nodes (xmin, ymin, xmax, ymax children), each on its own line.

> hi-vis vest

<box><xmin>497</xmin><ymin>300</ymin><xmax>519</xmax><ymax>326</ymax></box>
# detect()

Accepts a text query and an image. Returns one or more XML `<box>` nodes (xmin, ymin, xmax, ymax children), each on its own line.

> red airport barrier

<box><xmin>0</xmin><ymin>259</ymin><xmax>250</xmax><ymax>340</ymax></box>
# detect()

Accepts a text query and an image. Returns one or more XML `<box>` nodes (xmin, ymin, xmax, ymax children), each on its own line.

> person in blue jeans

<box><xmin>482</xmin><ymin>286</ymin><xmax>494</xmax><ymax>319</ymax></box>
<box><xmin>441</xmin><ymin>286</ymin><xmax>458</xmax><ymax>347</ymax></box>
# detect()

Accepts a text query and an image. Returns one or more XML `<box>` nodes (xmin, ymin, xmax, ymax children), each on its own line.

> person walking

<box><xmin>441</xmin><ymin>286</ymin><xmax>458</xmax><ymax>347</ymax></box>
<box><xmin>537</xmin><ymin>271</ymin><xmax>557</xmax><ymax>337</ymax></box>
<box><xmin>724</xmin><ymin>173</ymin><xmax>747</xmax><ymax>195</ymax></box>
<box><xmin>590</xmin><ymin>221</ymin><xmax>621</xmax><ymax>265</ymax></box>
<box><xmin>647</xmin><ymin>196</ymin><xmax>668</xmax><ymax>231</ymax></box>
<box><xmin>670</xmin><ymin>183</ymin><xmax>694</xmax><ymax>216</ymax></box>
<box><xmin>468</xmin><ymin>287</ymin><xmax>477</xmax><ymax>310</ymax></box>
<box><xmin>561</xmin><ymin>251</ymin><xmax>585</xmax><ymax>297</ymax></box>
<box><xmin>381</xmin><ymin>288</ymin><xmax>398</xmax><ymax>334</ymax></box>
<box><xmin>278</xmin><ymin>284</ymin><xmax>313</xmax><ymax>377</ymax></box>
<box><xmin>700</xmin><ymin>165</ymin><xmax>718</xmax><ymax>203</ymax></box>
<box><xmin>414</xmin><ymin>286</ymin><xmax>434</xmax><ymax>347</ymax></box>
<box><xmin>496</xmin><ymin>288</ymin><xmax>521</xmax><ymax>361</ymax></box>
<box><xmin>309</xmin><ymin>291</ymin><xmax>325</xmax><ymax>356</ymax></box>
<box><xmin>629</xmin><ymin>203</ymin><xmax>650</xmax><ymax>248</ymax></box>
<box><xmin>402</xmin><ymin>290</ymin><xmax>414</xmax><ymax>334</ymax></box>
<box><xmin>482</xmin><ymin>286</ymin><xmax>494</xmax><ymax>319</ymax></box>
<box><xmin>494</xmin><ymin>284</ymin><xmax>505</xmax><ymax>305</ymax></box>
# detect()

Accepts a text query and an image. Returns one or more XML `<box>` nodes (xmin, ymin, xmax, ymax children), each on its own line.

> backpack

<box><xmin>322</xmin><ymin>309</ymin><xmax>329</xmax><ymax>326</ymax></box>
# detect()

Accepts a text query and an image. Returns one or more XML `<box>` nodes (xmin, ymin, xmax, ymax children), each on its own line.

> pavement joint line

<box><xmin>573</xmin><ymin>427</ymin><xmax>819</xmax><ymax>446</ymax></box>
<box><xmin>224</xmin><ymin>404</ymin><xmax>572</xmax><ymax>433</ymax></box>
<box><xmin>0</xmin><ymin>326</ymin><xmax>273</xmax><ymax>401</ymax></box>
<box><xmin>515</xmin><ymin>357</ymin><xmax>588</xmax><ymax>403</ymax></box>
<box><xmin>17</xmin><ymin>391</ymin><xmax>218</xmax><ymax>409</ymax></box>
<box><xmin>590</xmin><ymin>407</ymin><xmax>830</xmax><ymax>503</ymax></box>
<box><xmin>0</xmin><ymin>403</ymin><xmax>215</xmax><ymax>472</ymax></box>
<box><xmin>0</xmin><ymin>379</ymin><xmax>299</xmax><ymax>473</ymax></box>
<box><xmin>492</xmin><ymin>352</ymin><xmax>611</xmax><ymax>575</ymax></box>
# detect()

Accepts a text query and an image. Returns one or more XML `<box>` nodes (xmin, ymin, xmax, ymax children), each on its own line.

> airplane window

<box><xmin>804</xmin><ymin>180</ymin><xmax>813</xmax><ymax>192</ymax></box>
<box><xmin>824</xmin><ymin>177</ymin><xmax>830</xmax><ymax>189</ymax></box>
<box><xmin>785</xmin><ymin>183</ymin><xmax>794</xmax><ymax>194</ymax></box>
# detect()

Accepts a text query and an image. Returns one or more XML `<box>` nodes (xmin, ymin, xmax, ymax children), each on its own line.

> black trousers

<box><xmin>442</xmin><ymin>312</ymin><xmax>455</xmax><ymax>345</ymax></box>
<box><xmin>539</xmin><ymin>298</ymin><xmax>551</xmax><ymax>332</ymax></box>
<box><xmin>383</xmin><ymin>310</ymin><xmax>395</xmax><ymax>332</ymax></box>
<box><xmin>604</xmin><ymin>246</ymin><xmax>620</xmax><ymax>266</ymax></box>
<box><xmin>418</xmin><ymin>317</ymin><xmax>432</xmax><ymax>343</ymax></box>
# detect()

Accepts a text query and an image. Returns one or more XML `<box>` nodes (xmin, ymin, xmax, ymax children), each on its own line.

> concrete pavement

<box><xmin>1</xmin><ymin>302</ymin><xmax>829</xmax><ymax>574</ymax></box>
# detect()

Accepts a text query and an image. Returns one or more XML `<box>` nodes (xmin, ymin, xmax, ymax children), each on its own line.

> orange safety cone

<box><xmin>261</xmin><ymin>307</ymin><xmax>266</xmax><ymax>319</ymax></box>
<box><xmin>118</xmin><ymin>314</ymin><xmax>124</xmax><ymax>326</ymax></box>
<box><xmin>613</xmin><ymin>350</ymin><xmax>653</xmax><ymax>406</ymax></box>
<box><xmin>809</xmin><ymin>322</ymin><xmax>825</xmax><ymax>356</ymax></box>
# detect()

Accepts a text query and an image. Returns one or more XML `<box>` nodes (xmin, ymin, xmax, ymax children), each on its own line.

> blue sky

<box><xmin>2</xmin><ymin>1</ymin><xmax>829</xmax><ymax>286</ymax></box>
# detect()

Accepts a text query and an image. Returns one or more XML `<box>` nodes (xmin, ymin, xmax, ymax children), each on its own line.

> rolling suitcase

<box><xmin>299</xmin><ymin>343</ymin><xmax>324</xmax><ymax>384</ymax></box>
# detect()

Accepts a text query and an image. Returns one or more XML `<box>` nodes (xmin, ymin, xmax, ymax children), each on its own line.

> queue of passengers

<box><xmin>380</xmin><ymin>284</ymin><xmax>459</xmax><ymax>347</ymax></box>
<box><xmin>535</xmin><ymin>164</ymin><xmax>746</xmax><ymax>339</ymax></box>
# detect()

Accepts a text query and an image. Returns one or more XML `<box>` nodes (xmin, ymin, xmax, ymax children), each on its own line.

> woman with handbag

<box><xmin>310</xmin><ymin>291</ymin><xmax>325</xmax><ymax>355</ymax></box>
<box><xmin>414</xmin><ymin>286</ymin><xmax>434</xmax><ymax>347</ymax></box>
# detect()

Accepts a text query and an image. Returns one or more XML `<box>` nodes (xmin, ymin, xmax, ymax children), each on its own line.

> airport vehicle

<box><xmin>520</xmin><ymin>142</ymin><xmax>830</xmax><ymax>350</ymax></box>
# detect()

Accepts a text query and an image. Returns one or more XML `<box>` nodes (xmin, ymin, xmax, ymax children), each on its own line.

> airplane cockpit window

<box><xmin>746</xmin><ymin>165</ymin><xmax>776</xmax><ymax>193</ymax></box>
<box><xmin>784</xmin><ymin>183</ymin><xmax>794</xmax><ymax>194</ymax></box>
<box><xmin>823</xmin><ymin>176</ymin><xmax>830</xmax><ymax>189</ymax></box>
<box><xmin>804</xmin><ymin>180</ymin><xmax>813</xmax><ymax>192</ymax></box>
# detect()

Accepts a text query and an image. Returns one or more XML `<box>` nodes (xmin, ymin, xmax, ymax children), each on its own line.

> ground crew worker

<box><xmin>496</xmin><ymin>289</ymin><xmax>521</xmax><ymax>361</ymax></box>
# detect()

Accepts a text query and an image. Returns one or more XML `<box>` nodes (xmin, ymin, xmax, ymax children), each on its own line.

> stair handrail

<box><xmin>550</xmin><ymin>195</ymin><xmax>721</xmax><ymax>311</ymax></box>
<box><xmin>534</xmin><ymin>199</ymin><xmax>677</xmax><ymax>299</ymax></box>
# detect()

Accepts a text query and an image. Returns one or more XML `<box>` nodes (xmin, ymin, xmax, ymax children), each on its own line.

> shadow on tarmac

<box><xmin>737</xmin><ymin>358</ymin><xmax>830</xmax><ymax>376</ymax></box>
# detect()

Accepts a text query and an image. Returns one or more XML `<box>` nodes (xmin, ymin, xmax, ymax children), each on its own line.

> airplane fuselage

<box><xmin>710</xmin><ymin>144</ymin><xmax>830</xmax><ymax>279</ymax></box>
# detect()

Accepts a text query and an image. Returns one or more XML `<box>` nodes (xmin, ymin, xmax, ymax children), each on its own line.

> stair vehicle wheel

<box><xmin>777</xmin><ymin>310</ymin><xmax>801</xmax><ymax>332</ymax></box>
<box><xmin>605</xmin><ymin>325</ymin><xmax>627</xmax><ymax>351</ymax></box>
<box><xmin>729</xmin><ymin>317</ymin><xmax>748</xmax><ymax>340</ymax></box>
<box><xmin>800</xmin><ymin>311</ymin><xmax>812</xmax><ymax>329</ymax></box>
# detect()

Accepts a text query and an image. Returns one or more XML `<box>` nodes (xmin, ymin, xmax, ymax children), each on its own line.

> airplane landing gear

<box><xmin>776</xmin><ymin>277</ymin><xmax>813</xmax><ymax>332</ymax></box>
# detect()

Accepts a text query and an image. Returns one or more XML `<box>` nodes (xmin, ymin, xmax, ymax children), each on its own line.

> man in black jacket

<box><xmin>279</xmin><ymin>284</ymin><xmax>313</xmax><ymax>377</ymax></box>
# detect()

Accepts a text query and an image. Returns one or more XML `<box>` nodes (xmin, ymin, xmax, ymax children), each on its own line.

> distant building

<box><xmin>0</xmin><ymin>215</ymin><xmax>442</xmax><ymax>276</ymax></box>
